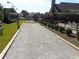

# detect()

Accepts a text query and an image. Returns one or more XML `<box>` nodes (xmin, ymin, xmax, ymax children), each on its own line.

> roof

<box><xmin>60</xmin><ymin>2</ymin><xmax>79</xmax><ymax>9</ymax></box>
<box><xmin>56</xmin><ymin>2</ymin><xmax>79</xmax><ymax>12</ymax></box>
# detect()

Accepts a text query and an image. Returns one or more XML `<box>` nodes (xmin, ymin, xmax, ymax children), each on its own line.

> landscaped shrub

<box><xmin>59</xmin><ymin>26</ymin><xmax>65</xmax><ymax>33</ymax></box>
<box><xmin>54</xmin><ymin>25</ymin><xmax>59</xmax><ymax>31</ymax></box>
<box><xmin>76</xmin><ymin>31</ymin><xmax>79</xmax><ymax>41</ymax></box>
<box><xmin>20</xmin><ymin>17</ymin><xmax>25</xmax><ymax>20</ymax></box>
<box><xmin>65</xmin><ymin>28</ymin><xmax>72</xmax><ymax>36</ymax></box>
<box><xmin>39</xmin><ymin>21</ymin><xmax>47</xmax><ymax>26</ymax></box>
<box><xmin>43</xmin><ymin>22</ymin><xmax>47</xmax><ymax>26</ymax></box>
<box><xmin>41</xmin><ymin>21</ymin><xmax>44</xmax><ymax>24</ymax></box>
<box><xmin>51</xmin><ymin>24</ymin><xmax>54</xmax><ymax>29</ymax></box>
<box><xmin>48</xmin><ymin>23</ymin><xmax>51</xmax><ymax>28</ymax></box>
<box><xmin>39</xmin><ymin>20</ymin><xmax>43</xmax><ymax>24</ymax></box>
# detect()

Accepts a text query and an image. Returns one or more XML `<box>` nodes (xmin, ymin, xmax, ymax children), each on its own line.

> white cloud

<box><xmin>6</xmin><ymin>0</ymin><xmax>51</xmax><ymax>13</ymax></box>
<box><xmin>1</xmin><ymin>0</ymin><xmax>79</xmax><ymax>13</ymax></box>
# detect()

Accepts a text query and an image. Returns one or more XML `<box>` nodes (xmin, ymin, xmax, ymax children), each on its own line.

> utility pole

<box><xmin>0</xmin><ymin>21</ymin><xmax>3</xmax><ymax>35</ymax></box>
<box><xmin>0</xmin><ymin>4</ymin><xmax>3</xmax><ymax>36</ymax></box>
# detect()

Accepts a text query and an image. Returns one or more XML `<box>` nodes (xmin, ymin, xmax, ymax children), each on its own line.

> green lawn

<box><xmin>0</xmin><ymin>20</ymin><xmax>25</xmax><ymax>53</ymax></box>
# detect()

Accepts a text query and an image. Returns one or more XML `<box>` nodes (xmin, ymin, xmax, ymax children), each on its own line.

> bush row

<box><xmin>39</xmin><ymin>21</ymin><xmax>79</xmax><ymax>41</ymax></box>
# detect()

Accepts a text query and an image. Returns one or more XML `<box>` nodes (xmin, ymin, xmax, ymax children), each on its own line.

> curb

<box><xmin>0</xmin><ymin>23</ymin><xmax>25</xmax><ymax>59</ymax></box>
<box><xmin>52</xmin><ymin>31</ymin><xmax>79</xmax><ymax>51</ymax></box>
<box><xmin>40</xmin><ymin>24</ymin><xmax>79</xmax><ymax>51</ymax></box>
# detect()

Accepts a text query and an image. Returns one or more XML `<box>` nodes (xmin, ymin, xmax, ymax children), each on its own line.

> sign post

<box><xmin>15</xmin><ymin>14</ymin><xmax>20</xmax><ymax>29</ymax></box>
<box><xmin>17</xmin><ymin>17</ymin><xmax>20</xmax><ymax>29</ymax></box>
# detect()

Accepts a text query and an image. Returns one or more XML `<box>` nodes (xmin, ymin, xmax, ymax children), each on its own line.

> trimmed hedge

<box><xmin>48</xmin><ymin>23</ymin><xmax>51</xmax><ymax>28</ymax></box>
<box><xmin>43</xmin><ymin>22</ymin><xmax>47</xmax><ymax>26</ymax></box>
<box><xmin>54</xmin><ymin>25</ymin><xmax>59</xmax><ymax>31</ymax></box>
<box><xmin>51</xmin><ymin>24</ymin><xmax>54</xmax><ymax>29</ymax></box>
<box><xmin>65</xmin><ymin>28</ymin><xmax>72</xmax><ymax>36</ymax></box>
<box><xmin>39</xmin><ymin>21</ymin><xmax>47</xmax><ymax>26</ymax></box>
<box><xmin>59</xmin><ymin>26</ymin><xmax>65</xmax><ymax>33</ymax></box>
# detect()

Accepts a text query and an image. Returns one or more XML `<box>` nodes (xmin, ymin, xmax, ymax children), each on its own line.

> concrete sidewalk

<box><xmin>4</xmin><ymin>22</ymin><xmax>79</xmax><ymax>59</ymax></box>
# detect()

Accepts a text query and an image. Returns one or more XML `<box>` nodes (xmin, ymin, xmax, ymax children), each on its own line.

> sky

<box><xmin>0</xmin><ymin>0</ymin><xmax>79</xmax><ymax>13</ymax></box>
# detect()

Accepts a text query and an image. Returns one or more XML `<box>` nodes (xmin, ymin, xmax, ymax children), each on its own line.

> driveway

<box><xmin>4</xmin><ymin>22</ymin><xmax>79</xmax><ymax>59</ymax></box>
